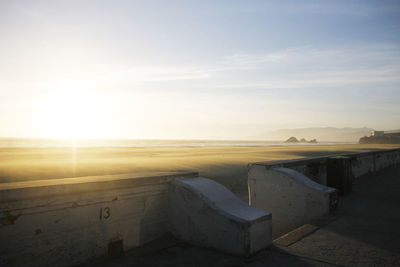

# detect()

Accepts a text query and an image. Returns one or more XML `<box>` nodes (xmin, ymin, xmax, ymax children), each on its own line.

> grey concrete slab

<box><xmin>170</xmin><ymin>177</ymin><xmax>272</xmax><ymax>256</ymax></box>
<box><xmin>81</xmin><ymin>234</ymin><xmax>337</xmax><ymax>267</ymax></box>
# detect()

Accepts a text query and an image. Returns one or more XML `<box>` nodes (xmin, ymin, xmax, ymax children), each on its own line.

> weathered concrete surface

<box><xmin>0</xmin><ymin>172</ymin><xmax>197</xmax><ymax>267</ymax></box>
<box><xmin>81</xmin><ymin>165</ymin><xmax>400</xmax><ymax>267</ymax></box>
<box><xmin>170</xmin><ymin>177</ymin><xmax>272</xmax><ymax>256</ymax></box>
<box><xmin>247</xmin><ymin>148</ymin><xmax>400</xmax><ymax>236</ymax></box>
<box><xmin>249</xmin><ymin>148</ymin><xmax>400</xmax><ymax>187</ymax></box>
<box><xmin>350</xmin><ymin>149</ymin><xmax>400</xmax><ymax>178</ymax></box>
<box><xmin>0</xmin><ymin>172</ymin><xmax>272</xmax><ymax>266</ymax></box>
<box><xmin>250</xmin><ymin>157</ymin><xmax>328</xmax><ymax>185</ymax></box>
<box><xmin>80</xmin><ymin>233</ymin><xmax>336</xmax><ymax>267</ymax></box>
<box><xmin>248</xmin><ymin>166</ymin><xmax>337</xmax><ymax>238</ymax></box>
<box><xmin>276</xmin><ymin>165</ymin><xmax>400</xmax><ymax>266</ymax></box>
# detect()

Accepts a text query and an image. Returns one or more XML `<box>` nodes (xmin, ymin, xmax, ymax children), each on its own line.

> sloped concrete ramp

<box><xmin>170</xmin><ymin>177</ymin><xmax>272</xmax><ymax>256</ymax></box>
<box><xmin>248</xmin><ymin>166</ymin><xmax>337</xmax><ymax>237</ymax></box>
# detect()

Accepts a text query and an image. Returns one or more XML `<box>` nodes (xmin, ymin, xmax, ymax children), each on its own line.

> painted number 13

<box><xmin>99</xmin><ymin>207</ymin><xmax>110</xmax><ymax>220</ymax></box>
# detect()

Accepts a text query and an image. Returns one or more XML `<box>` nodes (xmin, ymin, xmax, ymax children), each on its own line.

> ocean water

<box><xmin>0</xmin><ymin>138</ymin><xmax>352</xmax><ymax>148</ymax></box>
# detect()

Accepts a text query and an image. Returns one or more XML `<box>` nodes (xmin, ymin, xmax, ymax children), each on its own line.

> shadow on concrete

<box><xmin>326</xmin><ymin>166</ymin><xmax>400</xmax><ymax>253</ymax></box>
<box><xmin>277</xmin><ymin>166</ymin><xmax>400</xmax><ymax>266</ymax></box>
<box><xmin>81</xmin><ymin>233</ymin><xmax>333</xmax><ymax>267</ymax></box>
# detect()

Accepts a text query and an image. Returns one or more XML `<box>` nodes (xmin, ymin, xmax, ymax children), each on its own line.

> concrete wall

<box><xmin>250</xmin><ymin>148</ymin><xmax>400</xmax><ymax>187</ymax></box>
<box><xmin>1</xmin><ymin>172</ymin><xmax>272</xmax><ymax>266</ymax></box>
<box><xmin>248</xmin><ymin>148</ymin><xmax>400</xmax><ymax>236</ymax></box>
<box><xmin>251</xmin><ymin>157</ymin><xmax>328</xmax><ymax>186</ymax></box>
<box><xmin>350</xmin><ymin>149</ymin><xmax>400</xmax><ymax>178</ymax></box>
<box><xmin>170</xmin><ymin>177</ymin><xmax>271</xmax><ymax>256</ymax></box>
<box><xmin>0</xmin><ymin>172</ymin><xmax>196</xmax><ymax>267</ymax></box>
<box><xmin>248</xmin><ymin>166</ymin><xmax>337</xmax><ymax>238</ymax></box>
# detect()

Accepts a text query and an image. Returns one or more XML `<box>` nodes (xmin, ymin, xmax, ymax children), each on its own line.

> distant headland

<box><xmin>253</xmin><ymin>127</ymin><xmax>372</xmax><ymax>142</ymax></box>
<box><xmin>285</xmin><ymin>137</ymin><xmax>317</xmax><ymax>143</ymax></box>
<box><xmin>359</xmin><ymin>130</ymin><xmax>400</xmax><ymax>144</ymax></box>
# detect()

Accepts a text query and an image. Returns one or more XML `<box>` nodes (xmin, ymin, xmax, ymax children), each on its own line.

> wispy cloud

<box><xmin>1</xmin><ymin>44</ymin><xmax>399</xmax><ymax>94</ymax></box>
<box><xmin>100</xmin><ymin>44</ymin><xmax>400</xmax><ymax>90</ymax></box>
<box><xmin>204</xmin><ymin>45</ymin><xmax>400</xmax><ymax>89</ymax></box>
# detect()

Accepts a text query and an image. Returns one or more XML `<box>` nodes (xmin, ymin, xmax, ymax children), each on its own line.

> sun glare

<box><xmin>43</xmin><ymin>85</ymin><xmax>109</xmax><ymax>139</ymax></box>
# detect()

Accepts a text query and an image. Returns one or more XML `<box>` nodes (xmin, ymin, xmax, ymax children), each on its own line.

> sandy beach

<box><xmin>1</xmin><ymin>144</ymin><xmax>399</xmax><ymax>198</ymax></box>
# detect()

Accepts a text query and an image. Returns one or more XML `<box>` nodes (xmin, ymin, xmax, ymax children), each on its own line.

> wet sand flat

<box><xmin>1</xmin><ymin>144</ymin><xmax>399</xmax><ymax>196</ymax></box>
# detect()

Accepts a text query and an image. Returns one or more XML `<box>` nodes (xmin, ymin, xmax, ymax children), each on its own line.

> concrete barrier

<box><xmin>0</xmin><ymin>172</ymin><xmax>197</xmax><ymax>267</ymax></box>
<box><xmin>252</xmin><ymin>157</ymin><xmax>328</xmax><ymax>185</ymax></box>
<box><xmin>0</xmin><ymin>172</ymin><xmax>272</xmax><ymax>266</ymax></box>
<box><xmin>350</xmin><ymin>149</ymin><xmax>400</xmax><ymax>178</ymax></box>
<box><xmin>248</xmin><ymin>148</ymin><xmax>400</xmax><ymax>236</ymax></box>
<box><xmin>248</xmin><ymin>166</ymin><xmax>337</xmax><ymax>237</ymax></box>
<box><xmin>170</xmin><ymin>177</ymin><xmax>271</xmax><ymax>256</ymax></box>
<box><xmin>250</xmin><ymin>148</ymin><xmax>400</xmax><ymax>187</ymax></box>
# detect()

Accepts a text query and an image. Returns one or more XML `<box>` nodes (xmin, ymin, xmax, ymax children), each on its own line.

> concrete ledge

<box><xmin>248</xmin><ymin>166</ymin><xmax>337</xmax><ymax>237</ymax></box>
<box><xmin>170</xmin><ymin>177</ymin><xmax>272</xmax><ymax>256</ymax></box>
<box><xmin>0</xmin><ymin>171</ymin><xmax>198</xmax><ymax>202</ymax></box>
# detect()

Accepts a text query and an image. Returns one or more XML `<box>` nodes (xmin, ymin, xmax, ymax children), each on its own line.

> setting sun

<box><xmin>42</xmin><ymin>86</ymin><xmax>109</xmax><ymax>139</ymax></box>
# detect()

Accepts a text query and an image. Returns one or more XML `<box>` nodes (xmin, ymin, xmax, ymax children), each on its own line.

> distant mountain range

<box><xmin>253</xmin><ymin>127</ymin><xmax>374</xmax><ymax>142</ymax></box>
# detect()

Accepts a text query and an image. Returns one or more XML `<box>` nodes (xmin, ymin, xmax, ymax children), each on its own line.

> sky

<box><xmin>0</xmin><ymin>0</ymin><xmax>400</xmax><ymax>139</ymax></box>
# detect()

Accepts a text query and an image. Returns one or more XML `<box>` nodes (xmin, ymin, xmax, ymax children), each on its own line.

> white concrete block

<box><xmin>248</xmin><ymin>166</ymin><xmax>337</xmax><ymax>237</ymax></box>
<box><xmin>170</xmin><ymin>177</ymin><xmax>272</xmax><ymax>256</ymax></box>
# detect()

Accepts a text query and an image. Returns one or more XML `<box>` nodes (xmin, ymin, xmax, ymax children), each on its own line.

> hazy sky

<box><xmin>1</xmin><ymin>0</ymin><xmax>400</xmax><ymax>139</ymax></box>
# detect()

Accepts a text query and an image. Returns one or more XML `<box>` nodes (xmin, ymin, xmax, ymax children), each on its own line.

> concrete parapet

<box><xmin>0</xmin><ymin>172</ymin><xmax>197</xmax><ymax>267</ymax></box>
<box><xmin>251</xmin><ymin>157</ymin><xmax>328</xmax><ymax>185</ymax></box>
<box><xmin>350</xmin><ymin>149</ymin><xmax>400</xmax><ymax>178</ymax></box>
<box><xmin>0</xmin><ymin>172</ymin><xmax>272</xmax><ymax>266</ymax></box>
<box><xmin>170</xmin><ymin>177</ymin><xmax>272</xmax><ymax>256</ymax></box>
<box><xmin>248</xmin><ymin>166</ymin><xmax>337</xmax><ymax>237</ymax></box>
<box><xmin>249</xmin><ymin>148</ymin><xmax>400</xmax><ymax>188</ymax></box>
